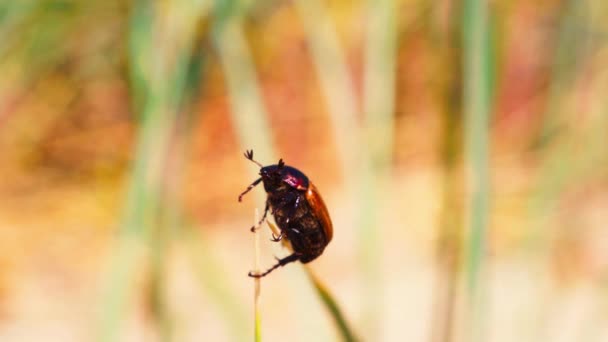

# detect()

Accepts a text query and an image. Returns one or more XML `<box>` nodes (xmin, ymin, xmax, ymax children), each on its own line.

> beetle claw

<box><xmin>249</xmin><ymin>203</ymin><xmax>269</xmax><ymax>233</ymax></box>
<box><xmin>270</xmin><ymin>232</ymin><xmax>283</xmax><ymax>242</ymax></box>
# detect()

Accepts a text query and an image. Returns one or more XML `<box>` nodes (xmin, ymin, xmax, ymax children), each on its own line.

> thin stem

<box><xmin>253</xmin><ymin>209</ymin><xmax>262</xmax><ymax>342</ymax></box>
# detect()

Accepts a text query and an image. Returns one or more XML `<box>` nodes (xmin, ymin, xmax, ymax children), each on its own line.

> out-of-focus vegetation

<box><xmin>1</xmin><ymin>0</ymin><xmax>607</xmax><ymax>341</ymax></box>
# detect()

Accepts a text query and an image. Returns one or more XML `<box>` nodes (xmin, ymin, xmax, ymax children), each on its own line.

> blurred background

<box><xmin>1</xmin><ymin>0</ymin><xmax>607</xmax><ymax>341</ymax></box>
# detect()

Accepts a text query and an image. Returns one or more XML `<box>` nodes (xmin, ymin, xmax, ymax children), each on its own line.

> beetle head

<box><xmin>260</xmin><ymin>159</ymin><xmax>287</xmax><ymax>192</ymax></box>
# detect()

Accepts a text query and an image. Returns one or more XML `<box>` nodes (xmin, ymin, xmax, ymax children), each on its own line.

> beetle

<box><xmin>238</xmin><ymin>149</ymin><xmax>333</xmax><ymax>278</ymax></box>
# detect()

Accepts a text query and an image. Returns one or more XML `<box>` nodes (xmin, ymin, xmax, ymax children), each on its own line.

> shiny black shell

<box><xmin>239</xmin><ymin>150</ymin><xmax>334</xmax><ymax>277</ymax></box>
<box><xmin>260</xmin><ymin>164</ymin><xmax>333</xmax><ymax>263</ymax></box>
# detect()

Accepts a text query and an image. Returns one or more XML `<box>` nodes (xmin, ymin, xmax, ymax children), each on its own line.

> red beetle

<box><xmin>239</xmin><ymin>150</ymin><xmax>333</xmax><ymax>277</ymax></box>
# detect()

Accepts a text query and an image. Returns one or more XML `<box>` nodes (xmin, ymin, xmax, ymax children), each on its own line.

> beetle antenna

<box><xmin>243</xmin><ymin>149</ymin><xmax>263</xmax><ymax>168</ymax></box>
<box><xmin>248</xmin><ymin>253</ymin><xmax>300</xmax><ymax>278</ymax></box>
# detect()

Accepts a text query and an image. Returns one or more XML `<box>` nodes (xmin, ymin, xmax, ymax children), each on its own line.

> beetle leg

<box><xmin>238</xmin><ymin>177</ymin><xmax>262</xmax><ymax>202</ymax></box>
<box><xmin>248</xmin><ymin>253</ymin><xmax>300</xmax><ymax>278</ymax></box>
<box><xmin>250</xmin><ymin>201</ymin><xmax>269</xmax><ymax>232</ymax></box>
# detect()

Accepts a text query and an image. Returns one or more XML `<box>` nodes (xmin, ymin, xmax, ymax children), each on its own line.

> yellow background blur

<box><xmin>0</xmin><ymin>1</ymin><xmax>607</xmax><ymax>341</ymax></box>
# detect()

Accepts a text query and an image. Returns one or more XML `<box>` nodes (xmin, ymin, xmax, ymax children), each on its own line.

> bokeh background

<box><xmin>1</xmin><ymin>0</ymin><xmax>607</xmax><ymax>341</ymax></box>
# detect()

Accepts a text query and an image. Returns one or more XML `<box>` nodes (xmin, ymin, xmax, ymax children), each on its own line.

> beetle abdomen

<box><xmin>268</xmin><ymin>194</ymin><xmax>329</xmax><ymax>263</ymax></box>
<box><xmin>287</xmin><ymin>213</ymin><xmax>328</xmax><ymax>263</ymax></box>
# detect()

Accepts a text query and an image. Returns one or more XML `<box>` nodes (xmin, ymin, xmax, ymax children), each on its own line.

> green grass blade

<box><xmin>293</xmin><ymin>0</ymin><xmax>360</xmax><ymax>180</ymax></box>
<box><xmin>306</xmin><ymin>269</ymin><xmax>359</xmax><ymax>342</ymax></box>
<box><xmin>359</xmin><ymin>0</ymin><xmax>398</xmax><ymax>337</ymax></box>
<box><xmin>213</xmin><ymin>8</ymin><xmax>276</xmax><ymax>163</ymax></box>
<box><xmin>462</xmin><ymin>0</ymin><xmax>493</xmax><ymax>341</ymax></box>
<box><xmin>183</xmin><ymin>227</ymin><xmax>250</xmax><ymax>342</ymax></box>
<box><xmin>429</xmin><ymin>3</ymin><xmax>466</xmax><ymax>341</ymax></box>
<box><xmin>97</xmin><ymin>1</ymin><xmax>209</xmax><ymax>340</ymax></box>
<box><xmin>363</xmin><ymin>0</ymin><xmax>397</xmax><ymax>169</ymax></box>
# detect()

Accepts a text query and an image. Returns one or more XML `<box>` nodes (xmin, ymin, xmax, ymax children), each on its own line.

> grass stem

<box><xmin>253</xmin><ymin>209</ymin><xmax>262</xmax><ymax>342</ymax></box>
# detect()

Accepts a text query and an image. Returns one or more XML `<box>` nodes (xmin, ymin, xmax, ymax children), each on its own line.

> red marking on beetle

<box><xmin>283</xmin><ymin>174</ymin><xmax>307</xmax><ymax>190</ymax></box>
